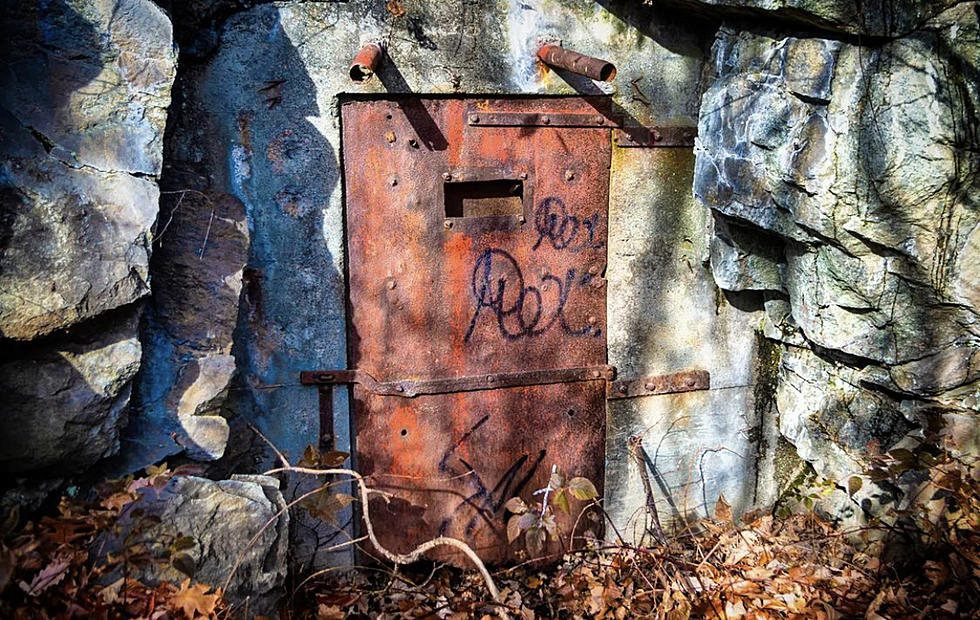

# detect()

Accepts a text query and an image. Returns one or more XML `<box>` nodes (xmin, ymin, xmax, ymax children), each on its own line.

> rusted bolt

<box><xmin>518</xmin><ymin>215</ymin><xmax>526</xmax><ymax>224</ymax></box>
<box><xmin>587</xmin><ymin>315</ymin><xmax>597</xmax><ymax>325</ymax></box>
<box><xmin>385</xmin><ymin>131</ymin><xmax>396</xmax><ymax>143</ymax></box>
<box><xmin>686</xmin><ymin>377</ymin><xmax>696</xmax><ymax>387</ymax></box>
<box><xmin>518</xmin><ymin>171</ymin><xmax>528</xmax><ymax>180</ymax></box>
<box><xmin>618</xmin><ymin>384</ymin><xmax>628</xmax><ymax>394</ymax></box>
<box><xmin>444</xmin><ymin>220</ymin><xmax>453</xmax><ymax>229</ymax></box>
<box><xmin>589</xmin><ymin>265</ymin><xmax>600</xmax><ymax>275</ymax></box>
<box><xmin>408</xmin><ymin>138</ymin><xmax>419</xmax><ymax>148</ymax></box>
<box><xmin>470</xmin><ymin>114</ymin><xmax>480</xmax><ymax>124</ymax></box>
<box><xmin>541</xmin><ymin>115</ymin><xmax>550</xmax><ymax>125</ymax></box>
<box><xmin>652</xmin><ymin>130</ymin><xmax>662</xmax><ymax>142</ymax></box>
<box><xmin>486</xmin><ymin>375</ymin><xmax>494</xmax><ymax>383</ymax></box>
<box><xmin>389</xmin><ymin>176</ymin><xmax>398</xmax><ymax>186</ymax></box>
<box><xmin>395</xmin><ymin>384</ymin><xmax>405</xmax><ymax>393</ymax></box>
<box><xmin>591</xmin><ymin>370</ymin><xmax>602</xmax><ymax>378</ymax></box>
<box><xmin>565</xmin><ymin>170</ymin><xmax>575</xmax><ymax>181</ymax></box>
<box><xmin>644</xmin><ymin>381</ymin><xmax>655</xmax><ymax>391</ymax></box>
<box><xmin>387</xmin><ymin>279</ymin><xmax>396</xmax><ymax>290</ymax></box>
<box><xmin>442</xmin><ymin>172</ymin><xmax>452</xmax><ymax>181</ymax></box>
<box><xmin>596</xmin><ymin>116</ymin><xmax>605</xmax><ymax>125</ymax></box>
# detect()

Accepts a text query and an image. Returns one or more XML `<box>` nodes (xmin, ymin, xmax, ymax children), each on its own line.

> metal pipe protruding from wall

<box><xmin>536</xmin><ymin>44</ymin><xmax>617</xmax><ymax>82</ymax></box>
<box><xmin>349</xmin><ymin>43</ymin><xmax>384</xmax><ymax>83</ymax></box>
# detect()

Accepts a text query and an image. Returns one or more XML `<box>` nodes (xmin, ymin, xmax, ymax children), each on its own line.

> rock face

<box><xmin>115</xmin><ymin>188</ymin><xmax>249</xmax><ymax>469</ymax></box>
<box><xmin>674</xmin><ymin>0</ymin><xmax>958</xmax><ymax>37</ymax></box>
<box><xmin>0</xmin><ymin>0</ymin><xmax>175</xmax><ymax>474</ymax></box>
<box><xmin>0</xmin><ymin>312</ymin><xmax>142</xmax><ymax>473</ymax></box>
<box><xmin>0</xmin><ymin>0</ymin><xmax>176</xmax><ymax>339</ymax></box>
<box><xmin>99</xmin><ymin>475</ymin><xmax>288</xmax><ymax>614</ymax></box>
<box><xmin>694</xmin><ymin>2</ymin><xmax>979</xmax><ymax>520</ymax></box>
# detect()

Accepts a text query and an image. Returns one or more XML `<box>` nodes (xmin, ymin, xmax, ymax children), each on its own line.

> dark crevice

<box><xmin>27</xmin><ymin>126</ymin><xmax>56</xmax><ymax>153</ymax></box>
<box><xmin>0</xmin><ymin>299</ymin><xmax>145</xmax><ymax>362</ymax></box>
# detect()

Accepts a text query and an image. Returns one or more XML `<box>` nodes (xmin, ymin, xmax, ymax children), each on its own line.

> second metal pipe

<box><xmin>536</xmin><ymin>44</ymin><xmax>617</xmax><ymax>82</ymax></box>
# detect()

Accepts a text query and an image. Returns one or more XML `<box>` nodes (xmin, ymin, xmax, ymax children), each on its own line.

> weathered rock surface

<box><xmin>695</xmin><ymin>2</ymin><xmax>980</xmax><ymax>520</ymax></box>
<box><xmin>99</xmin><ymin>474</ymin><xmax>288</xmax><ymax>614</ymax></box>
<box><xmin>115</xmin><ymin>188</ymin><xmax>248</xmax><ymax>468</ymax></box>
<box><xmin>676</xmin><ymin>0</ymin><xmax>958</xmax><ymax>37</ymax></box>
<box><xmin>0</xmin><ymin>310</ymin><xmax>141</xmax><ymax>474</ymax></box>
<box><xmin>0</xmin><ymin>0</ymin><xmax>176</xmax><ymax>339</ymax></box>
<box><xmin>697</xmin><ymin>7</ymin><xmax>980</xmax><ymax>371</ymax></box>
<box><xmin>0</xmin><ymin>0</ymin><xmax>175</xmax><ymax>476</ymax></box>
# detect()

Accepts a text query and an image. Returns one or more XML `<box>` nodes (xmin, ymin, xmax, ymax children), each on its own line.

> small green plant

<box><xmin>504</xmin><ymin>465</ymin><xmax>598</xmax><ymax>556</ymax></box>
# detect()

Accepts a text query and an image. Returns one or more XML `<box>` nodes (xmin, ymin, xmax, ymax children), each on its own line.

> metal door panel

<box><xmin>354</xmin><ymin>380</ymin><xmax>605</xmax><ymax>564</ymax></box>
<box><xmin>341</xmin><ymin>97</ymin><xmax>611</xmax><ymax>564</ymax></box>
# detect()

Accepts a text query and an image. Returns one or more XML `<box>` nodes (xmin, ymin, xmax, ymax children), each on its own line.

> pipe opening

<box><xmin>349</xmin><ymin>43</ymin><xmax>383</xmax><ymax>84</ymax></box>
<box><xmin>349</xmin><ymin>64</ymin><xmax>373</xmax><ymax>83</ymax></box>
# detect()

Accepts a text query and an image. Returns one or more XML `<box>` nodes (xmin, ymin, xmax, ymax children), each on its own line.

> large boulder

<box><xmin>115</xmin><ymin>188</ymin><xmax>249</xmax><ymax>469</ymax></box>
<box><xmin>0</xmin><ymin>0</ymin><xmax>175</xmax><ymax>339</ymax></box>
<box><xmin>694</xmin><ymin>3</ymin><xmax>980</xmax><ymax>519</ymax></box>
<box><xmin>674</xmin><ymin>0</ymin><xmax>958</xmax><ymax>37</ymax></box>
<box><xmin>696</xmin><ymin>5</ymin><xmax>980</xmax><ymax>373</ymax></box>
<box><xmin>99</xmin><ymin>474</ymin><xmax>289</xmax><ymax>615</ymax></box>
<box><xmin>0</xmin><ymin>0</ymin><xmax>175</xmax><ymax>476</ymax></box>
<box><xmin>0</xmin><ymin>311</ymin><xmax>141</xmax><ymax>474</ymax></box>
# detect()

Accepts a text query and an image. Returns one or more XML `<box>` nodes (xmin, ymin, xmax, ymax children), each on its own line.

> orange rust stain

<box><xmin>445</xmin><ymin>231</ymin><xmax>474</xmax><ymax>372</ymax></box>
<box><xmin>387</xmin><ymin>403</ymin><xmax>429</xmax><ymax>479</ymax></box>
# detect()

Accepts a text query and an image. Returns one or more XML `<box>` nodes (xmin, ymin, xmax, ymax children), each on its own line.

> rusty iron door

<box><xmin>338</xmin><ymin>97</ymin><xmax>612</xmax><ymax>564</ymax></box>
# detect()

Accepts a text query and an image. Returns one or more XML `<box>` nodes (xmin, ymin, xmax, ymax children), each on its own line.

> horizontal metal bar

<box><xmin>613</xmin><ymin>126</ymin><xmax>697</xmax><ymax>148</ymax></box>
<box><xmin>607</xmin><ymin>369</ymin><xmax>710</xmax><ymax>400</ymax></box>
<box><xmin>301</xmin><ymin>365</ymin><xmax>616</xmax><ymax>398</ymax></box>
<box><xmin>466</xmin><ymin>110</ymin><xmax>619</xmax><ymax>128</ymax></box>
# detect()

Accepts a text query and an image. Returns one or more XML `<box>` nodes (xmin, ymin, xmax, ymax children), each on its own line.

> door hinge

<box><xmin>607</xmin><ymin>369</ymin><xmax>710</xmax><ymax>399</ymax></box>
<box><xmin>613</xmin><ymin>126</ymin><xmax>697</xmax><ymax>148</ymax></box>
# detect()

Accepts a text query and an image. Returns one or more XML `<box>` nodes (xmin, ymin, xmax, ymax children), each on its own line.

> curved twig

<box><xmin>263</xmin><ymin>466</ymin><xmax>501</xmax><ymax>604</ymax></box>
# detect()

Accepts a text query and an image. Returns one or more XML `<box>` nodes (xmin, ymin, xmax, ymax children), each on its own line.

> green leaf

<box><xmin>568</xmin><ymin>477</ymin><xmax>599</xmax><ymax>500</ymax></box>
<box><xmin>517</xmin><ymin>511</ymin><xmax>538</xmax><ymax>531</ymax></box>
<box><xmin>171</xmin><ymin>552</ymin><xmax>198</xmax><ymax>577</ymax></box>
<box><xmin>847</xmin><ymin>476</ymin><xmax>863</xmax><ymax>496</ymax></box>
<box><xmin>888</xmin><ymin>448</ymin><xmax>916</xmax><ymax>468</ymax></box>
<box><xmin>549</xmin><ymin>470</ymin><xmax>564</xmax><ymax>491</ymax></box>
<box><xmin>504</xmin><ymin>497</ymin><xmax>528</xmax><ymax>514</ymax></box>
<box><xmin>541</xmin><ymin>513</ymin><xmax>558</xmax><ymax>539</ymax></box>
<box><xmin>553</xmin><ymin>489</ymin><xmax>571</xmax><ymax>514</ymax></box>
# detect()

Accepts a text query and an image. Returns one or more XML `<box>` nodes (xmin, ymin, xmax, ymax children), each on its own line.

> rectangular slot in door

<box><xmin>445</xmin><ymin>179</ymin><xmax>524</xmax><ymax>218</ymax></box>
